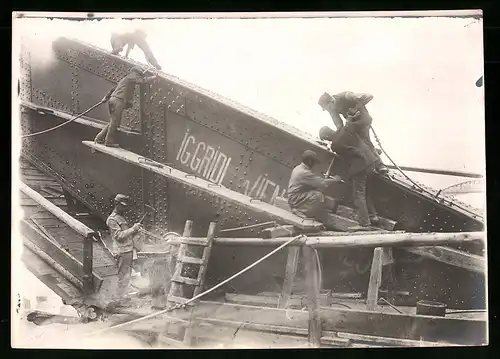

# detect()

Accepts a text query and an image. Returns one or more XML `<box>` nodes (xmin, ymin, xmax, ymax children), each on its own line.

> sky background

<box><xmin>12</xmin><ymin>14</ymin><xmax>486</xmax><ymax>347</ymax></box>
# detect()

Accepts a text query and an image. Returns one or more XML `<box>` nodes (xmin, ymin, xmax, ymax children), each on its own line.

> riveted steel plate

<box><xmin>19</xmin><ymin>46</ymin><xmax>32</xmax><ymax>103</ymax></box>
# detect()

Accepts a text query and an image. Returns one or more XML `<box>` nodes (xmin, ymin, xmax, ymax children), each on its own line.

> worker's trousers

<box><xmin>351</xmin><ymin>170</ymin><xmax>377</xmax><ymax>226</ymax></box>
<box><xmin>94</xmin><ymin>97</ymin><xmax>126</xmax><ymax>146</ymax></box>
<box><xmin>116</xmin><ymin>250</ymin><xmax>133</xmax><ymax>298</ymax></box>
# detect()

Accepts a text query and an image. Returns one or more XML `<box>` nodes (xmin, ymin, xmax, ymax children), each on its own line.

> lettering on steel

<box><xmin>177</xmin><ymin>130</ymin><xmax>231</xmax><ymax>185</ymax></box>
<box><xmin>176</xmin><ymin>129</ymin><xmax>287</xmax><ymax>203</ymax></box>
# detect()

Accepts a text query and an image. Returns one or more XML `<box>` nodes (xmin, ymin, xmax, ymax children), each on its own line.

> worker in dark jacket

<box><xmin>94</xmin><ymin>66</ymin><xmax>157</xmax><ymax>147</ymax></box>
<box><xmin>110</xmin><ymin>29</ymin><xmax>162</xmax><ymax>70</ymax></box>
<box><xmin>287</xmin><ymin>150</ymin><xmax>342</xmax><ymax>229</ymax></box>
<box><xmin>319</xmin><ymin>120</ymin><xmax>380</xmax><ymax>231</ymax></box>
<box><xmin>106</xmin><ymin>194</ymin><xmax>143</xmax><ymax>303</ymax></box>
<box><xmin>318</xmin><ymin>91</ymin><xmax>388</xmax><ymax>174</ymax></box>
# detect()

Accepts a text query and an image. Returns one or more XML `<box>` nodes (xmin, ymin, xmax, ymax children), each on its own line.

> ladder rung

<box><xmin>180</xmin><ymin>256</ymin><xmax>204</xmax><ymax>265</ymax></box>
<box><xmin>181</xmin><ymin>238</ymin><xmax>209</xmax><ymax>246</ymax></box>
<box><xmin>167</xmin><ymin>295</ymin><xmax>194</xmax><ymax>306</ymax></box>
<box><xmin>172</xmin><ymin>275</ymin><xmax>200</xmax><ymax>286</ymax></box>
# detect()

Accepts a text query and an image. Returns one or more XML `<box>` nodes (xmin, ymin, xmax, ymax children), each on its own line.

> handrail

<box><xmin>20</xmin><ymin>182</ymin><xmax>96</xmax><ymax>239</ymax></box>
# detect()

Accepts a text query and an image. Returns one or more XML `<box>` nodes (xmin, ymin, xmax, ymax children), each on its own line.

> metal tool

<box><xmin>138</xmin><ymin>156</ymin><xmax>164</xmax><ymax>168</ymax></box>
<box><xmin>96</xmin><ymin>231</ymin><xmax>117</xmax><ymax>260</ymax></box>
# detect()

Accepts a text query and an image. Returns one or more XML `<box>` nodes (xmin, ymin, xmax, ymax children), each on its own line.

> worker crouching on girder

<box><xmin>318</xmin><ymin>91</ymin><xmax>388</xmax><ymax>175</ymax></box>
<box><xmin>287</xmin><ymin>150</ymin><xmax>343</xmax><ymax>229</ymax></box>
<box><xmin>110</xmin><ymin>29</ymin><xmax>162</xmax><ymax>70</ymax></box>
<box><xmin>106</xmin><ymin>194</ymin><xmax>143</xmax><ymax>306</ymax></box>
<box><xmin>319</xmin><ymin>123</ymin><xmax>380</xmax><ymax>231</ymax></box>
<box><xmin>94</xmin><ymin>66</ymin><xmax>157</xmax><ymax>148</ymax></box>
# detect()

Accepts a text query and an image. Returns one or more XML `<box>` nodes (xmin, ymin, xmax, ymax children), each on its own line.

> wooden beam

<box><xmin>366</xmin><ymin>247</ymin><xmax>384</xmax><ymax>310</ymax></box>
<box><xmin>111</xmin><ymin>300</ymin><xmax>486</xmax><ymax>346</ymax></box>
<box><xmin>303</xmin><ymin>245</ymin><xmax>322</xmax><ymax>347</ymax></box>
<box><xmin>198</xmin><ymin>317</ymin><xmax>350</xmax><ymax>347</ymax></box>
<box><xmin>319</xmin><ymin>306</ymin><xmax>487</xmax><ymax>345</ymax></box>
<box><xmin>20</xmin><ymin>219</ymin><xmax>103</xmax><ymax>292</ymax></box>
<box><xmin>20</xmin><ymin>182</ymin><xmax>96</xmax><ymax>238</ymax></box>
<box><xmin>305</xmin><ymin>231</ymin><xmax>484</xmax><ymax>248</ymax></box>
<box><xmin>403</xmin><ymin>246</ymin><xmax>485</xmax><ymax>273</ymax></box>
<box><xmin>261</xmin><ymin>225</ymin><xmax>297</xmax><ymax>239</ymax></box>
<box><xmin>209</xmin><ymin>231</ymin><xmax>484</xmax><ymax>248</ymax></box>
<box><xmin>279</xmin><ymin>246</ymin><xmax>301</xmax><ymax>308</ymax></box>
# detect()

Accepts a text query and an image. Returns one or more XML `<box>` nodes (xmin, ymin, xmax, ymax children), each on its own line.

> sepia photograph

<box><xmin>11</xmin><ymin>10</ymin><xmax>487</xmax><ymax>349</ymax></box>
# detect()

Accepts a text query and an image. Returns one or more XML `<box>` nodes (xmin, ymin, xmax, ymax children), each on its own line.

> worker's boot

<box><xmin>94</xmin><ymin>125</ymin><xmax>108</xmax><ymax>144</ymax></box>
<box><xmin>370</xmin><ymin>215</ymin><xmax>381</xmax><ymax>226</ymax></box>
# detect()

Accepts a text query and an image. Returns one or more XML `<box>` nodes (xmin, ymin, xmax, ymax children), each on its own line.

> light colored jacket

<box><xmin>106</xmin><ymin>210</ymin><xmax>136</xmax><ymax>254</ymax></box>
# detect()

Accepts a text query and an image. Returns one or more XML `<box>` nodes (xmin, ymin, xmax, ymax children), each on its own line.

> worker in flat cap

<box><xmin>110</xmin><ymin>29</ymin><xmax>162</xmax><ymax>70</ymax></box>
<box><xmin>94</xmin><ymin>66</ymin><xmax>157</xmax><ymax>148</ymax></box>
<box><xmin>318</xmin><ymin>91</ymin><xmax>388</xmax><ymax>175</ymax></box>
<box><xmin>106</xmin><ymin>194</ymin><xmax>143</xmax><ymax>304</ymax></box>
<box><xmin>319</xmin><ymin>122</ymin><xmax>380</xmax><ymax>231</ymax></box>
<box><xmin>287</xmin><ymin>150</ymin><xmax>343</xmax><ymax>229</ymax></box>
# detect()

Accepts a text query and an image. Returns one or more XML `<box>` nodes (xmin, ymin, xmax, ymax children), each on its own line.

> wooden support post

<box><xmin>279</xmin><ymin>246</ymin><xmax>300</xmax><ymax>308</ymax></box>
<box><xmin>302</xmin><ymin>245</ymin><xmax>322</xmax><ymax>347</ymax></box>
<box><xmin>183</xmin><ymin>221</ymin><xmax>217</xmax><ymax>346</ymax></box>
<box><xmin>366</xmin><ymin>247</ymin><xmax>384</xmax><ymax>311</ymax></box>
<box><xmin>82</xmin><ymin>234</ymin><xmax>94</xmax><ymax>295</ymax></box>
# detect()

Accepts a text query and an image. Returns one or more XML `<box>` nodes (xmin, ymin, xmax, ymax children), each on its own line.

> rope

<box><xmin>86</xmin><ymin>234</ymin><xmax>306</xmax><ymax>336</ymax></box>
<box><xmin>21</xmin><ymin>100</ymin><xmax>105</xmax><ymax>138</ymax></box>
<box><xmin>370</xmin><ymin>125</ymin><xmax>483</xmax><ymax>219</ymax></box>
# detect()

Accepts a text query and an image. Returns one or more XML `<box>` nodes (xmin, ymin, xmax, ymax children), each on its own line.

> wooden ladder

<box><xmin>158</xmin><ymin>220</ymin><xmax>217</xmax><ymax>347</ymax></box>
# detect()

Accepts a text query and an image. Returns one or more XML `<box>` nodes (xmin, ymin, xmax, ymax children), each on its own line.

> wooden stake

<box><xmin>366</xmin><ymin>247</ymin><xmax>384</xmax><ymax>311</ymax></box>
<box><xmin>279</xmin><ymin>247</ymin><xmax>300</xmax><ymax>308</ymax></box>
<box><xmin>302</xmin><ymin>245</ymin><xmax>322</xmax><ymax>347</ymax></box>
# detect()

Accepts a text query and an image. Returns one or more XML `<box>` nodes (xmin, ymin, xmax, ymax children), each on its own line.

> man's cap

<box><xmin>114</xmin><ymin>194</ymin><xmax>130</xmax><ymax>206</ymax></box>
<box><xmin>319</xmin><ymin>126</ymin><xmax>335</xmax><ymax>140</ymax></box>
<box><xmin>302</xmin><ymin>150</ymin><xmax>319</xmax><ymax>163</ymax></box>
<box><xmin>318</xmin><ymin>92</ymin><xmax>333</xmax><ymax>109</ymax></box>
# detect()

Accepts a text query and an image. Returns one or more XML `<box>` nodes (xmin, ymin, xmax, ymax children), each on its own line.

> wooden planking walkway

<box><xmin>18</xmin><ymin>157</ymin><xmax>118</xmax><ymax>278</ymax></box>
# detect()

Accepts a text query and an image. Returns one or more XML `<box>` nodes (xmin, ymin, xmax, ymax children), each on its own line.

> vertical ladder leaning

<box><xmin>158</xmin><ymin>220</ymin><xmax>217</xmax><ymax>347</ymax></box>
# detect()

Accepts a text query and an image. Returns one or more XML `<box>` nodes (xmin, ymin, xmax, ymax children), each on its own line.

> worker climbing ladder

<box><xmin>158</xmin><ymin>220</ymin><xmax>217</xmax><ymax>346</ymax></box>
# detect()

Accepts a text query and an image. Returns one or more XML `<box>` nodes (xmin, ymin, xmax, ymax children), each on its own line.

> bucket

<box><xmin>416</xmin><ymin>300</ymin><xmax>447</xmax><ymax>317</ymax></box>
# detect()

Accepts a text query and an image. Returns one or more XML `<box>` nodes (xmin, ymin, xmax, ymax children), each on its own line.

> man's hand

<box><xmin>330</xmin><ymin>175</ymin><xmax>343</xmax><ymax>183</ymax></box>
<box><xmin>346</xmin><ymin>108</ymin><xmax>361</xmax><ymax>119</ymax></box>
<box><xmin>132</xmin><ymin>223</ymin><xmax>143</xmax><ymax>233</ymax></box>
<box><xmin>101</xmin><ymin>95</ymin><xmax>110</xmax><ymax>103</ymax></box>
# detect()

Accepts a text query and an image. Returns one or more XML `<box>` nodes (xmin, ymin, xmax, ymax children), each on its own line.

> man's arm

<box><xmin>300</xmin><ymin>171</ymin><xmax>338</xmax><ymax>190</ymax></box>
<box><xmin>345</xmin><ymin>92</ymin><xmax>373</xmax><ymax>107</ymax></box>
<box><xmin>108</xmin><ymin>218</ymin><xmax>137</xmax><ymax>243</ymax></box>
<box><xmin>102</xmin><ymin>85</ymin><xmax>117</xmax><ymax>101</ymax></box>
<box><xmin>327</xmin><ymin>109</ymin><xmax>345</xmax><ymax>131</ymax></box>
<box><xmin>133</xmin><ymin>74</ymin><xmax>157</xmax><ymax>84</ymax></box>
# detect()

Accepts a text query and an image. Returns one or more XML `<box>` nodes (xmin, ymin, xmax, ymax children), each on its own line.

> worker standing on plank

<box><xmin>287</xmin><ymin>150</ymin><xmax>343</xmax><ymax>229</ymax></box>
<box><xmin>319</xmin><ymin>122</ymin><xmax>380</xmax><ymax>231</ymax></box>
<box><xmin>94</xmin><ymin>66</ymin><xmax>157</xmax><ymax>148</ymax></box>
<box><xmin>318</xmin><ymin>91</ymin><xmax>388</xmax><ymax>175</ymax></box>
<box><xmin>106</xmin><ymin>194</ymin><xmax>143</xmax><ymax>305</ymax></box>
<box><xmin>110</xmin><ymin>29</ymin><xmax>162</xmax><ymax>70</ymax></box>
